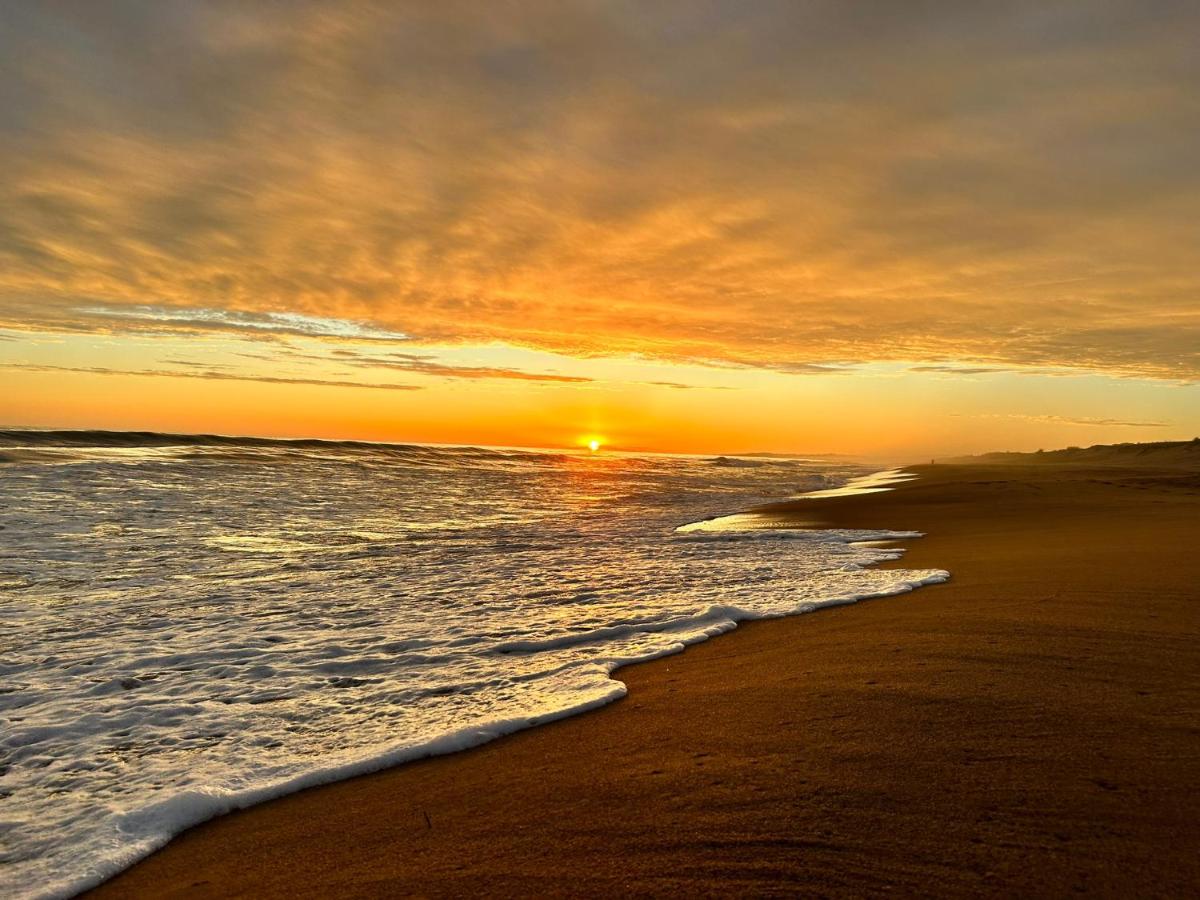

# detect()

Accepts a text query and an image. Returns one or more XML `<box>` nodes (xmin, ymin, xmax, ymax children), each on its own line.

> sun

<box><xmin>578</xmin><ymin>433</ymin><xmax>606</xmax><ymax>453</ymax></box>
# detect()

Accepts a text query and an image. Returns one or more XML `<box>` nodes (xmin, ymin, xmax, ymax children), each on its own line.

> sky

<box><xmin>1</xmin><ymin>1</ymin><xmax>1197</xmax><ymax>457</ymax></box>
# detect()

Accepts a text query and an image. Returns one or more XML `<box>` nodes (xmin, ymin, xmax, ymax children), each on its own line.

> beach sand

<box><xmin>88</xmin><ymin>464</ymin><xmax>1200</xmax><ymax>897</ymax></box>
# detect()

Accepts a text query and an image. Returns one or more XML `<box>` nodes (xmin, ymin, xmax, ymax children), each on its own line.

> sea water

<box><xmin>0</xmin><ymin>434</ymin><xmax>947</xmax><ymax>898</ymax></box>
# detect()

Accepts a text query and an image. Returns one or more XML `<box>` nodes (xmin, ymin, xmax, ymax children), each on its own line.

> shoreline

<box><xmin>88</xmin><ymin>463</ymin><xmax>1200</xmax><ymax>896</ymax></box>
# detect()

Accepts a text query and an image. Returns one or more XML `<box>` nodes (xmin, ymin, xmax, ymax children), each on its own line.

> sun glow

<box><xmin>584</xmin><ymin>437</ymin><xmax>602</xmax><ymax>453</ymax></box>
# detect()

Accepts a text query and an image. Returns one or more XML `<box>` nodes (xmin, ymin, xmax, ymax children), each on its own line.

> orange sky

<box><xmin>0</xmin><ymin>2</ymin><xmax>1197</xmax><ymax>456</ymax></box>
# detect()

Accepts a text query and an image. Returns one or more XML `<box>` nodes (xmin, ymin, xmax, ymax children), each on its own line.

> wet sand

<box><xmin>89</xmin><ymin>464</ymin><xmax>1200</xmax><ymax>897</ymax></box>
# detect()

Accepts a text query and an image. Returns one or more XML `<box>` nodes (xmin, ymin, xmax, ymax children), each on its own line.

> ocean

<box><xmin>0</xmin><ymin>432</ymin><xmax>947</xmax><ymax>898</ymax></box>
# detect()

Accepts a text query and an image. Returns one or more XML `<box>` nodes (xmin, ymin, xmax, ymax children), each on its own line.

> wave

<box><xmin>0</xmin><ymin>428</ymin><xmax>539</xmax><ymax>454</ymax></box>
<box><xmin>2</xmin><ymin>440</ymin><xmax>939</xmax><ymax>898</ymax></box>
<box><xmin>28</xmin><ymin>553</ymin><xmax>946</xmax><ymax>900</ymax></box>
<box><xmin>0</xmin><ymin>430</ymin><xmax>577</xmax><ymax>470</ymax></box>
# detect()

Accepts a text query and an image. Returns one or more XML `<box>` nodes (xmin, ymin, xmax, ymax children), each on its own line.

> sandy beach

<box><xmin>88</xmin><ymin>462</ymin><xmax>1200</xmax><ymax>897</ymax></box>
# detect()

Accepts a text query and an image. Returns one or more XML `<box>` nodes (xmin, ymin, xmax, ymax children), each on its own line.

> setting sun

<box><xmin>587</xmin><ymin>439</ymin><xmax>601</xmax><ymax>453</ymax></box>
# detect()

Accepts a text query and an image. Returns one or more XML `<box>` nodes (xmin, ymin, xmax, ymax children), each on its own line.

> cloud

<box><xmin>957</xmin><ymin>412</ymin><xmax>1171</xmax><ymax>428</ymax></box>
<box><xmin>1033</xmin><ymin>415</ymin><xmax>1171</xmax><ymax>428</ymax></box>
<box><xmin>909</xmin><ymin>365</ymin><xmax>1013</xmax><ymax>376</ymax></box>
<box><xmin>329</xmin><ymin>350</ymin><xmax>592</xmax><ymax>383</ymax></box>
<box><xmin>0</xmin><ymin>2</ymin><xmax>1197</xmax><ymax>380</ymax></box>
<box><xmin>641</xmin><ymin>380</ymin><xmax>736</xmax><ymax>390</ymax></box>
<box><xmin>5</xmin><ymin>342</ymin><xmax>597</xmax><ymax>388</ymax></box>
<box><xmin>77</xmin><ymin>305</ymin><xmax>413</xmax><ymax>341</ymax></box>
<box><xmin>3</xmin><ymin>363</ymin><xmax>422</xmax><ymax>392</ymax></box>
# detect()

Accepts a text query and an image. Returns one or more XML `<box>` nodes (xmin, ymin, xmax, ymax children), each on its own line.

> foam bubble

<box><xmin>0</xmin><ymin>442</ymin><xmax>945</xmax><ymax>898</ymax></box>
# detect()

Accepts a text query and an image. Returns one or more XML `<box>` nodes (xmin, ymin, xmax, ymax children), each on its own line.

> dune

<box><xmin>938</xmin><ymin>437</ymin><xmax>1200</xmax><ymax>468</ymax></box>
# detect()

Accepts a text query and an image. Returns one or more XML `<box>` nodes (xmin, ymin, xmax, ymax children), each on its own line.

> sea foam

<box><xmin>0</xmin><ymin>438</ymin><xmax>946</xmax><ymax>898</ymax></box>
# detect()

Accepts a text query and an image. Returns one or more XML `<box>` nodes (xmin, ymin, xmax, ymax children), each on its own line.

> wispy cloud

<box><xmin>1032</xmin><ymin>415</ymin><xmax>1171</xmax><ymax>428</ymax></box>
<box><xmin>957</xmin><ymin>412</ymin><xmax>1171</xmax><ymax>428</ymax></box>
<box><xmin>0</xmin><ymin>3</ymin><xmax>1197</xmax><ymax>380</ymax></box>
<box><xmin>641</xmin><ymin>380</ymin><xmax>737</xmax><ymax>391</ymax></box>
<box><xmin>3</xmin><ymin>363</ymin><xmax>422</xmax><ymax>392</ymax></box>
<box><xmin>74</xmin><ymin>306</ymin><xmax>413</xmax><ymax>342</ymax></box>
<box><xmin>329</xmin><ymin>350</ymin><xmax>592</xmax><ymax>383</ymax></box>
<box><xmin>909</xmin><ymin>365</ymin><xmax>1014</xmax><ymax>376</ymax></box>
